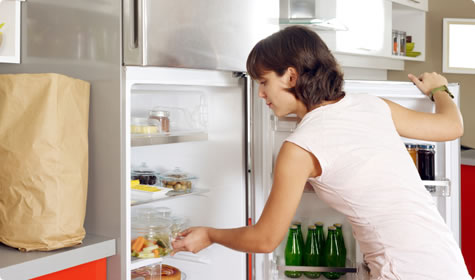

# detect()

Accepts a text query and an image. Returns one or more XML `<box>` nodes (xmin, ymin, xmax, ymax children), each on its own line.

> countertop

<box><xmin>0</xmin><ymin>234</ymin><xmax>116</xmax><ymax>280</ymax></box>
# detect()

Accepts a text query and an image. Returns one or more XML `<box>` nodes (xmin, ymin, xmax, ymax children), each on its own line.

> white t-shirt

<box><xmin>286</xmin><ymin>93</ymin><xmax>471</xmax><ymax>280</ymax></box>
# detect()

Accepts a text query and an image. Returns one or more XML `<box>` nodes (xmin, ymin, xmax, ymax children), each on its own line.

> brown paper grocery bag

<box><xmin>0</xmin><ymin>73</ymin><xmax>90</xmax><ymax>251</ymax></box>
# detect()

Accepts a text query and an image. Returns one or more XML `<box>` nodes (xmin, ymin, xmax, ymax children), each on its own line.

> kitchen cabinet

<box><xmin>279</xmin><ymin>0</ymin><xmax>428</xmax><ymax>70</ymax></box>
<box><xmin>0</xmin><ymin>0</ymin><xmax>21</xmax><ymax>63</ymax></box>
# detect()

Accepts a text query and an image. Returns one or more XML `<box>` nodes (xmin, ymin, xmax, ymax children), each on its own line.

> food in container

<box><xmin>417</xmin><ymin>144</ymin><xmax>435</xmax><ymax>180</ymax></box>
<box><xmin>131</xmin><ymin>208</ymin><xmax>172</xmax><ymax>259</ymax></box>
<box><xmin>131</xmin><ymin>264</ymin><xmax>182</xmax><ymax>280</ymax></box>
<box><xmin>159</xmin><ymin>167</ymin><xmax>197</xmax><ymax>193</ymax></box>
<box><xmin>149</xmin><ymin>109</ymin><xmax>170</xmax><ymax>133</ymax></box>
<box><xmin>131</xmin><ymin>117</ymin><xmax>160</xmax><ymax>134</ymax></box>
<box><xmin>131</xmin><ymin>163</ymin><xmax>158</xmax><ymax>185</ymax></box>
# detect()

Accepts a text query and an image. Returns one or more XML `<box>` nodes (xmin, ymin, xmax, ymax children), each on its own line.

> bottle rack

<box><xmin>423</xmin><ymin>179</ymin><xmax>450</xmax><ymax>197</ymax></box>
<box><xmin>277</xmin><ymin>265</ymin><xmax>357</xmax><ymax>273</ymax></box>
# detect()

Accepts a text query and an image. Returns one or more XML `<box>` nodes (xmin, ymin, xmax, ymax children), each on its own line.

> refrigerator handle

<box><xmin>237</xmin><ymin>72</ymin><xmax>256</xmax><ymax>280</ymax></box>
<box><xmin>123</xmin><ymin>0</ymin><xmax>144</xmax><ymax>65</ymax></box>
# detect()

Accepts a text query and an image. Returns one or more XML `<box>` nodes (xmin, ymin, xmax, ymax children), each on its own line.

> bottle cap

<box><xmin>405</xmin><ymin>143</ymin><xmax>417</xmax><ymax>149</ymax></box>
<box><xmin>417</xmin><ymin>144</ymin><xmax>435</xmax><ymax>149</ymax></box>
<box><xmin>328</xmin><ymin>226</ymin><xmax>336</xmax><ymax>231</ymax></box>
<box><xmin>315</xmin><ymin>222</ymin><xmax>323</xmax><ymax>227</ymax></box>
<box><xmin>290</xmin><ymin>225</ymin><xmax>298</xmax><ymax>229</ymax></box>
<box><xmin>334</xmin><ymin>223</ymin><xmax>342</xmax><ymax>228</ymax></box>
<box><xmin>308</xmin><ymin>225</ymin><xmax>316</xmax><ymax>230</ymax></box>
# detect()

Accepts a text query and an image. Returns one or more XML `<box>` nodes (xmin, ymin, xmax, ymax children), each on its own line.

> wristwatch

<box><xmin>429</xmin><ymin>85</ymin><xmax>454</xmax><ymax>102</ymax></box>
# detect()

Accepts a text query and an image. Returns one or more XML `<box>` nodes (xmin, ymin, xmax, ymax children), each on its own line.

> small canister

<box><xmin>405</xmin><ymin>143</ymin><xmax>417</xmax><ymax>168</ymax></box>
<box><xmin>398</xmin><ymin>31</ymin><xmax>406</xmax><ymax>56</ymax></box>
<box><xmin>392</xmin><ymin>30</ymin><xmax>399</xmax><ymax>55</ymax></box>
<box><xmin>417</xmin><ymin>144</ymin><xmax>435</xmax><ymax>180</ymax></box>
<box><xmin>149</xmin><ymin>109</ymin><xmax>170</xmax><ymax>133</ymax></box>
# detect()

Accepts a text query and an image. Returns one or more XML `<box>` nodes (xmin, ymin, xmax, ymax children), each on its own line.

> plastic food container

<box><xmin>131</xmin><ymin>264</ymin><xmax>183</xmax><ymax>280</ymax></box>
<box><xmin>131</xmin><ymin>208</ymin><xmax>172</xmax><ymax>259</ymax></box>
<box><xmin>159</xmin><ymin>167</ymin><xmax>197</xmax><ymax>193</ymax></box>
<box><xmin>149</xmin><ymin>109</ymin><xmax>170</xmax><ymax>133</ymax></box>
<box><xmin>131</xmin><ymin>117</ymin><xmax>160</xmax><ymax>134</ymax></box>
<box><xmin>131</xmin><ymin>163</ymin><xmax>158</xmax><ymax>185</ymax></box>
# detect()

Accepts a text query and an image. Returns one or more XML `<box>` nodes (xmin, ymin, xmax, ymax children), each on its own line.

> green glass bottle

<box><xmin>323</xmin><ymin>226</ymin><xmax>341</xmax><ymax>279</ymax></box>
<box><xmin>293</xmin><ymin>222</ymin><xmax>305</xmax><ymax>250</ymax></box>
<box><xmin>285</xmin><ymin>225</ymin><xmax>303</xmax><ymax>278</ymax></box>
<box><xmin>304</xmin><ymin>225</ymin><xmax>322</xmax><ymax>279</ymax></box>
<box><xmin>334</xmin><ymin>223</ymin><xmax>347</xmax><ymax>275</ymax></box>
<box><xmin>315</xmin><ymin>222</ymin><xmax>325</xmax><ymax>253</ymax></box>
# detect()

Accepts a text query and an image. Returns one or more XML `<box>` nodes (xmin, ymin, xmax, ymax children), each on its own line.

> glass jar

<box><xmin>398</xmin><ymin>31</ymin><xmax>406</xmax><ymax>56</ymax></box>
<box><xmin>392</xmin><ymin>30</ymin><xmax>399</xmax><ymax>55</ymax></box>
<box><xmin>149</xmin><ymin>109</ymin><xmax>170</xmax><ymax>133</ymax></box>
<box><xmin>131</xmin><ymin>117</ymin><xmax>160</xmax><ymax>134</ymax></box>
<box><xmin>131</xmin><ymin>162</ymin><xmax>158</xmax><ymax>185</ymax></box>
<box><xmin>405</xmin><ymin>143</ymin><xmax>417</xmax><ymax>168</ymax></box>
<box><xmin>417</xmin><ymin>144</ymin><xmax>435</xmax><ymax>180</ymax></box>
<box><xmin>131</xmin><ymin>207</ymin><xmax>172</xmax><ymax>259</ymax></box>
<box><xmin>159</xmin><ymin>167</ymin><xmax>197</xmax><ymax>193</ymax></box>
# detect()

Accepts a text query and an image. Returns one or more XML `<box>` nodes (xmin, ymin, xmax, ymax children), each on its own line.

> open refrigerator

<box><xmin>123</xmin><ymin>64</ymin><xmax>461</xmax><ymax>280</ymax></box>
<box><xmin>121</xmin><ymin>1</ymin><xmax>461</xmax><ymax>279</ymax></box>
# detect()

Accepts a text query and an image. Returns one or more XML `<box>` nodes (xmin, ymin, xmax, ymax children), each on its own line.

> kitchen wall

<box><xmin>387</xmin><ymin>0</ymin><xmax>475</xmax><ymax>148</ymax></box>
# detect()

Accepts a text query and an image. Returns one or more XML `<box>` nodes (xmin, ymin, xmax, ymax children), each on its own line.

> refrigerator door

<box><xmin>253</xmin><ymin>80</ymin><xmax>461</xmax><ymax>280</ymax></box>
<box><xmin>343</xmin><ymin>80</ymin><xmax>461</xmax><ymax>245</ymax></box>
<box><xmin>123</xmin><ymin>0</ymin><xmax>279</xmax><ymax>71</ymax></box>
<box><xmin>124</xmin><ymin>67</ymin><xmax>248</xmax><ymax>280</ymax></box>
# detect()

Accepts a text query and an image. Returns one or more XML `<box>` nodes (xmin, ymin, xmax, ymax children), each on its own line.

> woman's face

<box><xmin>257</xmin><ymin>69</ymin><xmax>304</xmax><ymax>117</ymax></box>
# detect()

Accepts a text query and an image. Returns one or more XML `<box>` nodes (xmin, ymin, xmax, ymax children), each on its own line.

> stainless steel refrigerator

<box><xmin>0</xmin><ymin>0</ymin><xmax>461</xmax><ymax>279</ymax></box>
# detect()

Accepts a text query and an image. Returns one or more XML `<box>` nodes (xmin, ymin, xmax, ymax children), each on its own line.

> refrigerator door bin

<box><xmin>423</xmin><ymin>179</ymin><xmax>450</xmax><ymax>197</ymax></box>
<box><xmin>131</xmin><ymin>188</ymin><xmax>210</xmax><ymax>207</ymax></box>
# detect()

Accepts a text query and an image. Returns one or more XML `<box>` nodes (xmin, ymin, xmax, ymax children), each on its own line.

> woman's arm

<box><xmin>382</xmin><ymin>72</ymin><xmax>463</xmax><ymax>142</ymax></box>
<box><xmin>171</xmin><ymin>141</ymin><xmax>321</xmax><ymax>254</ymax></box>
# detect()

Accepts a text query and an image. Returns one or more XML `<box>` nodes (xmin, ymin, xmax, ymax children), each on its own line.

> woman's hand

<box><xmin>408</xmin><ymin>72</ymin><xmax>448</xmax><ymax>96</ymax></box>
<box><xmin>171</xmin><ymin>227</ymin><xmax>212</xmax><ymax>255</ymax></box>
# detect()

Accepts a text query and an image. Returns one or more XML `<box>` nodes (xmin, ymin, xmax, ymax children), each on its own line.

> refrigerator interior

<box><xmin>253</xmin><ymin>80</ymin><xmax>460</xmax><ymax>280</ymax></box>
<box><xmin>124</xmin><ymin>67</ymin><xmax>248</xmax><ymax>280</ymax></box>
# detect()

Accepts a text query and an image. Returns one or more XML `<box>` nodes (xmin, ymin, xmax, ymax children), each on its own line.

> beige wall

<box><xmin>387</xmin><ymin>0</ymin><xmax>475</xmax><ymax>148</ymax></box>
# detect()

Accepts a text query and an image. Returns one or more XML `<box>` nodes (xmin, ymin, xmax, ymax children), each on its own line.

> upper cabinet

<box><xmin>0</xmin><ymin>0</ymin><xmax>21</xmax><ymax>63</ymax></box>
<box><xmin>279</xmin><ymin>0</ymin><xmax>428</xmax><ymax>70</ymax></box>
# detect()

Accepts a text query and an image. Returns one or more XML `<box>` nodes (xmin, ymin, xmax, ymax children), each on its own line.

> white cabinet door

<box><xmin>316</xmin><ymin>0</ymin><xmax>391</xmax><ymax>57</ymax></box>
<box><xmin>392</xmin><ymin>0</ymin><xmax>428</xmax><ymax>11</ymax></box>
<box><xmin>334</xmin><ymin>0</ymin><xmax>391</xmax><ymax>56</ymax></box>
<box><xmin>0</xmin><ymin>1</ymin><xmax>21</xmax><ymax>63</ymax></box>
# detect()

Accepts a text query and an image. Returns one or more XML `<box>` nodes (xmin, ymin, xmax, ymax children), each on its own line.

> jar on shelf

<box><xmin>149</xmin><ymin>109</ymin><xmax>170</xmax><ymax>133</ymax></box>
<box><xmin>131</xmin><ymin>207</ymin><xmax>172</xmax><ymax>259</ymax></box>
<box><xmin>417</xmin><ymin>144</ymin><xmax>435</xmax><ymax>180</ymax></box>
<box><xmin>405</xmin><ymin>143</ymin><xmax>418</xmax><ymax>168</ymax></box>
<box><xmin>159</xmin><ymin>167</ymin><xmax>197</xmax><ymax>193</ymax></box>
<box><xmin>131</xmin><ymin>162</ymin><xmax>158</xmax><ymax>185</ymax></box>
<box><xmin>392</xmin><ymin>30</ymin><xmax>399</xmax><ymax>55</ymax></box>
<box><xmin>398</xmin><ymin>31</ymin><xmax>406</xmax><ymax>56</ymax></box>
<box><xmin>131</xmin><ymin>117</ymin><xmax>161</xmax><ymax>134</ymax></box>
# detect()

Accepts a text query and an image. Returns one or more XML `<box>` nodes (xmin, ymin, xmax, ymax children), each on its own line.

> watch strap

<box><xmin>429</xmin><ymin>85</ymin><xmax>454</xmax><ymax>102</ymax></box>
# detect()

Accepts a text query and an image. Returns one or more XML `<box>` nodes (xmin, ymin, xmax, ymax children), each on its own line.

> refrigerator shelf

<box><xmin>131</xmin><ymin>131</ymin><xmax>208</xmax><ymax>146</ymax></box>
<box><xmin>422</xmin><ymin>179</ymin><xmax>451</xmax><ymax>197</ymax></box>
<box><xmin>131</xmin><ymin>188</ymin><xmax>210</xmax><ymax>206</ymax></box>
<box><xmin>279</xmin><ymin>18</ymin><xmax>349</xmax><ymax>31</ymax></box>
<box><xmin>277</xmin><ymin>265</ymin><xmax>357</xmax><ymax>273</ymax></box>
<box><xmin>131</xmin><ymin>256</ymin><xmax>163</xmax><ymax>270</ymax></box>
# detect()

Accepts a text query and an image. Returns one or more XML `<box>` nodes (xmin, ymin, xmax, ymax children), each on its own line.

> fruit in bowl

<box><xmin>406</xmin><ymin>42</ymin><xmax>415</xmax><ymax>52</ymax></box>
<box><xmin>0</xmin><ymin>23</ymin><xmax>4</xmax><ymax>48</ymax></box>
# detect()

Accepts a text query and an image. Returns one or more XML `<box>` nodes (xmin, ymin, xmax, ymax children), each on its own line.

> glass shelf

<box><xmin>277</xmin><ymin>265</ymin><xmax>357</xmax><ymax>273</ymax></box>
<box><xmin>279</xmin><ymin>18</ymin><xmax>348</xmax><ymax>31</ymax></box>
<box><xmin>422</xmin><ymin>179</ymin><xmax>450</xmax><ymax>197</ymax></box>
<box><xmin>131</xmin><ymin>131</ymin><xmax>208</xmax><ymax>147</ymax></box>
<box><xmin>131</xmin><ymin>257</ymin><xmax>163</xmax><ymax>271</ymax></box>
<box><xmin>131</xmin><ymin>188</ymin><xmax>210</xmax><ymax>206</ymax></box>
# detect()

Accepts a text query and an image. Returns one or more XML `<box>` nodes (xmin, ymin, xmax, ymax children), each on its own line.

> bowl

<box><xmin>406</xmin><ymin>42</ymin><xmax>415</xmax><ymax>52</ymax></box>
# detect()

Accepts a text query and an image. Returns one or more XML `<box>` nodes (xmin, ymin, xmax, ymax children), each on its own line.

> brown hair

<box><xmin>246</xmin><ymin>26</ymin><xmax>345</xmax><ymax>110</ymax></box>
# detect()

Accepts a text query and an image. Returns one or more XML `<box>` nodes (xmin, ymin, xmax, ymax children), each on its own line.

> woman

<box><xmin>172</xmin><ymin>26</ymin><xmax>471</xmax><ymax>279</ymax></box>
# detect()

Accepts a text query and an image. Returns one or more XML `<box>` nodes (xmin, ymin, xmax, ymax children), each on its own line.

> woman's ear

<box><xmin>287</xmin><ymin>67</ymin><xmax>298</xmax><ymax>87</ymax></box>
